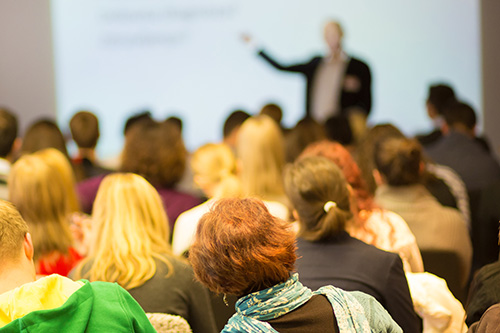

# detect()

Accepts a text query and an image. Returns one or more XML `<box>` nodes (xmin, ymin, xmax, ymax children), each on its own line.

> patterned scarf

<box><xmin>222</xmin><ymin>273</ymin><xmax>372</xmax><ymax>332</ymax></box>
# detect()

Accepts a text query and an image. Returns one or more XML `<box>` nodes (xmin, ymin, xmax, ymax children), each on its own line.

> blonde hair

<box><xmin>8</xmin><ymin>150</ymin><xmax>74</xmax><ymax>261</ymax></box>
<box><xmin>74</xmin><ymin>173</ymin><xmax>173</xmax><ymax>290</ymax></box>
<box><xmin>237</xmin><ymin>115</ymin><xmax>286</xmax><ymax>201</ymax></box>
<box><xmin>36</xmin><ymin>148</ymin><xmax>80</xmax><ymax>212</ymax></box>
<box><xmin>191</xmin><ymin>143</ymin><xmax>241</xmax><ymax>199</ymax></box>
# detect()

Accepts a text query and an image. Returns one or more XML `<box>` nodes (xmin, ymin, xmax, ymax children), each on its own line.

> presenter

<box><xmin>245</xmin><ymin>21</ymin><xmax>372</xmax><ymax>129</ymax></box>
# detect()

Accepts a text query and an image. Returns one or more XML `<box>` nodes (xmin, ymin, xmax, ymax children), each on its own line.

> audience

<box><xmin>8</xmin><ymin>149</ymin><xmax>83</xmax><ymax>276</ymax></box>
<box><xmin>300</xmin><ymin>140</ymin><xmax>423</xmax><ymax>273</ymax></box>
<box><xmin>77</xmin><ymin>118</ymin><xmax>201</xmax><ymax>229</ymax></box>
<box><xmin>72</xmin><ymin>173</ymin><xmax>217</xmax><ymax>333</ymax></box>
<box><xmin>189</xmin><ymin>197</ymin><xmax>403</xmax><ymax>332</ymax></box>
<box><xmin>236</xmin><ymin>115</ymin><xmax>289</xmax><ymax>216</ymax></box>
<box><xmin>172</xmin><ymin>143</ymin><xmax>241</xmax><ymax>256</ymax></box>
<box><xmin>69</xmin><ymin>110</ymin><xmax>110</xmax><ymax>180</ymax></box>
<box><xmin>425</xmin><ymin>101</ymin><xmax>500</xmax><ymax>193</ymax></box>
<box><xmin>222</xmin><ymin>109</ymin><xmax>250</xmax><ymax>150</ymax></box>
<box><xmin>284</xmin><ymin>156</ymin><xmax>420</xmax><ymax>332</ymax></box>
<box><xmin>0</xmin><ymin>200</ymin><xmax>156</xmax><ymax>332</ymax></box>
<box><xmin>0</xmin><ymin>108</ymin><xmax>18</xmax><ymax>200</ymax></box>
<box><xmin>374</xmin><ymin>137</ymin><xmax>472</xmax><ymax>288</ymax></box>
<box><xmin>416</xmin><ymin>83</ymin><xmax>457</xmax><ymax>147</ymax></box>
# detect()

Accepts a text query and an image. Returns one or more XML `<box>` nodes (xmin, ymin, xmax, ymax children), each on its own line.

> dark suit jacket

<box><xmin>296</xmin><ymin>233</ymin><xmax>420</xmax><ymax>333</ymax></box>
<box><xmin>258</xmin><ymin>50</ymin><xmax>372</xmax><ymax>117</ymax></box>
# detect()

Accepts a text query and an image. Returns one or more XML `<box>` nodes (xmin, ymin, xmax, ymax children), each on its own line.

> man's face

<box><xmin>324</xmin><ymin>23</ymin><xmax>342</xmax><ymax>54</ymax></box>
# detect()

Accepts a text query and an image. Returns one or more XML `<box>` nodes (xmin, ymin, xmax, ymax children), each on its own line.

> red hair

<box><xmin>189</xmin><ymin>198</ymin><xmax>296</xmax><ymax>296</ymax></box>
<box><xmin>300</xmin><ymin>140</ymin><xmax>375</xmax><ymax>212</ymax></box>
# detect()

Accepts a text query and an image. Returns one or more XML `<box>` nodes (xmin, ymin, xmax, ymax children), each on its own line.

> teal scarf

<box><xmin>222</xmin><ymin>273</ymin><xmax>402</xmax><ymax>332</ymax></box>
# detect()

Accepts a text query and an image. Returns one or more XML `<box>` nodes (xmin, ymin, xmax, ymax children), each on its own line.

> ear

<box><xmin>292</xmin><ymin>209</ymin><xmax>299</xmax><ymax>222</ymax></box>
<box><xmin>372</xmin><ymin>169</ymin><xmax>384</xmax><ymax>186</ymax></box>
<box><xmin>23</xmin><ymin>233</ymin><xmax>34</xmax><ymax>262</ymax></box>
<box><xmin>418</xmin><ymin>161</ymin><xmax>426</xmax><ymax>176</ymax></box>
<box><xmin>441</xmin><ymin>122</ymin><xmax>450</xmax><ymax>135</ymax></box>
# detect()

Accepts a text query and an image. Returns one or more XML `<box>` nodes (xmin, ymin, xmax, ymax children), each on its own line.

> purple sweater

<box><xmin>77</xmin><ymin>175</ymin><xmax>201</xmax><ymax>231</ymax></box>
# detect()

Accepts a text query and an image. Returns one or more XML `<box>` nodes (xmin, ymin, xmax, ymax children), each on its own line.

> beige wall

<box><xmin>0</xmin><ymin>0</ymin><xmax>56</xmax><ymax>133</ymax></box>
<box><xmin>481</xmin><ymin>0</ymin><xmax>500</xmax><ymax>156</ymax></box>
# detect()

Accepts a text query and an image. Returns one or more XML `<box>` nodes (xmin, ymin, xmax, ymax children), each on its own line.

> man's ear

<box><xmin>418</xmin><ymin>161</ymin><xmax>426</xmax><ymax>176</ymax></box>
<box><xmin>24</xmin><ymin>233</ymin><xmax>34</xmax><ymax>262</ymax></box>
<box><xmin>292</xmin><ymin>209</ymin><xmax>299</xmax><ymax>222</ymax></box>
<box><xmin>372</xmin><ymin>169</ymin><xmax>384</xmax><ymax>186</ymax></box>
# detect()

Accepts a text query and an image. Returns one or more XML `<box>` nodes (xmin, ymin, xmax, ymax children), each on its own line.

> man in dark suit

<box><xmin>250</xmin><ymin>21</ymin><xmax>371</xmax><ymax>123</ymax></box>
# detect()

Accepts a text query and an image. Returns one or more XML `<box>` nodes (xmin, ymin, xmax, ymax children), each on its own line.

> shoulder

<box><xmin>346</xmin><ymin>56</ymin><xmax>370</xmax><ymax>71</ymax></box>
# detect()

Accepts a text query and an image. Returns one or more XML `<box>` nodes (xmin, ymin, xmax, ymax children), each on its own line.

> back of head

<box><xmin>285</xmin><ymin>117</ymin><xmax>326</xmax><ymax>163</ymax></box>
<box><xmin>121</xmin><ymin>119</ymin><xmax>187</xmax><ymax>188</ymax></box>
<box><xmin>123</xmin><ymin>111</ymin><xmax>153</xmax><ymax>136</ymax></box>
<box><xmin>8</xmin><ymin>151</ymin><xmax>73</xmax><ymax>260</ymax></box>
<box><xmin>0</xmin><ymin>200</ymin><xmax>29</xmax><ymax>268</ymax></box>
<box><xmin>82</xmin><ymin>173</ymin><xmax>171</xmax><ymax>289</ymax></box>
<box><xmin>0</xmin><ymin>108</ymin><xmax>18</xmax><ymax>158</ymax></box>
<box><xmin>69</xmin><ymin>111</ymin><xmax>99</xmax><ymax>149</ymax></box>
<box><xmin>21</xmin><ymin>119</ymin><xmax>68</xmax><ymax>158</ymax></box>
<box><xmin>165</xmin><ymin>116</ymin><xmax>183</xmax><ymax>133</ymax></box>
<box><xmin>427</xmin><ymin>84</ymin><xmax>457</xmax><ymax>115</ymax></box>
<box><xmin>374</xmin><ymin>137</ymin><xmax>423</xmax><ymax>186</ymax></box>
<box><xmin>442</xmin><ymin>101</ymin><xmax>477</xmax><ymax>131</ymax></box>
<box><xmin>189</xmin><ymin>197</ymin><xmax>296</xmax><ymax>296</ymax></box>
<box><xmin>284</xmin><ymin>156</ymin><xmax>353</xmax><ymax>241</ymax></box>
<box><xmin>300</xmin><ymin>140</ymin><xmax>374</xmax><ymax>212</ymax></box>
<box><xmin>222</xmin><ymin>110</ymin><xmax>250</xmax><ymax>139</ymax></box>
<box><xmin>191</xmin><ymin>143</ymin><xmax>241</xmax><ymax>198</ymax></box>
<box><xmin>259</xmin><ymin>103</ymin><xmax>283</xmax><ymax>125</ymax></box>
<box><xmin>355</xmin><ymin>123</ymin><xmax>405</xmax><ymax>194</ymax></box>
<box><xmin>324</xmin><ymin>115</ymin><xmax>353</xmax><ymax>146</ymax></box>
<box><xmin>237</xmin><ymin>115</ymin><xmax>285</xmax><ymax>199</ymax></box>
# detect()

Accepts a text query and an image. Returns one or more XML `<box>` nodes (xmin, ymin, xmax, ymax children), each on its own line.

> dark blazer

<box><xmin>296</xmin><ymin>233</ymin><xmax>420</xmax><ymax>333</ymax></box>
<box><xmin>258</xmin><ymin>50</ymin><xmax>372</xmax><ymax>117</ymax></box>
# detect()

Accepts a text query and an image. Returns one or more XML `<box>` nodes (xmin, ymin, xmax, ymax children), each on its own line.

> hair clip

<box><xmin>323</xmin><ymin>201</ymin><xmax>337</xmax><ymax>213</ymax></box>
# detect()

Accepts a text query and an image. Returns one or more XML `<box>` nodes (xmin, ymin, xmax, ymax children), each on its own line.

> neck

<box><xmin>0</xmin><ymin>264</ymin><xmax>36</xmax><ymax>295</ymax></box>
<box><xmin>77</xmin><ymin>148</ymin><xmax>96</xmax><ymax>161</ymax></box>
<box><xmin>449</xmin><ymin>125</ymin><xmax>474</xmax><ymax>138</ymax></box>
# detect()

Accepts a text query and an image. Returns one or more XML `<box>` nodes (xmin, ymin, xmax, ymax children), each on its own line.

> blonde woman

<box><xmin>172</xmin><ymin>143</ymin><xmax>241</xmax><ymax>256</ymax></box>
<box><xmin>72</xmin><ymin>173</ymin><xmax>217</xmax><ymax>333</ymax></box>
<box><xmin>236</xmin><ymin>115</ymin><xmax>289</xmax><ymax>217</ymax></box>
<box><xmin>8</xmin><ymin>149</ymin><xmax>83</xmax><ymax>276</ymax></box>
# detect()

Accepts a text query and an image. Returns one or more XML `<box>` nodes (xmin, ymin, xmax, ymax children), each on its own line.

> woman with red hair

<box><xmin>300</xmin><ymin>140</ymin><xmax>423</xmax><ymax>273</ymax></box>
<box><xmin>189</xmin><ymin>197</ymin><xmax>402</xmax><ymax>332</ymax></box>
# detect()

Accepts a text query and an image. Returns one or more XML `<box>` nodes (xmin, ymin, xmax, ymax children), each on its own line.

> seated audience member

<box><xmin>0</xmin><ymin>200</ymin><xmax>156</xmax><ymax>332</ymax></box>
<box><xmin>357</xmin><ymin>123</ymin><xmax>471</xmax><ymax>227</ymax></box>
<box><xmin>237</xmin><ymin>115</ymin><xmax>289</xmax><ymax>215</ymax></box>
<box><xmin>21</xmin><ymin>119</ymin><xmax>69</xmax><ymax>158</ymax></box>
<box><xmin>189</xmin><ymin>197</ymin><xmax>403</xmax><ymax>332</ymax></box>
<box><xmin>259</xmin><ymin>103</ymin><xmax>283</xmax><ymax>128</ymax></box>
<box><xmin>77</xmin><ymin>118</ymin><xmax>201</xmax><ymax>229</ymax></box>
<box><xmin>324</xmin><ymin>115</ymin><xmax>354</xmax><ymax>148</ymax></box>
<box><xmin>425</xmin><ymin>101</ymin><xmax>500</xmax><ymax>193</ymax></box>
<box><xmin>0</xmin><ymin>108</ymin><xmax>19</xmax><ymax>200</ymax></box>
<box><xmin>374</xmin><ymin>137</ymin><xmax>472</xmax><ymax>287</ymax></box>
<box><xmin>416</xmin><ymin>83</ymin><xmax>457</xmax><ymax>147</ymax></box>
<box><xmin>300</xmin><ymin>140</ymin><xmax>423</xmax><ymax>273</ymax></box>
<box><xmin>72</xmin><ymin>173</ymin><xmax>217</xmax><ymax>333</ymax></box>
<box><xmin>284</xmin><ymin>116</ymin><xmax>326</xmax><ymax>163</ymax></box>
<box><xmin>222</xmin><ymin>109</ymin><xmax>250</xmax><ymax>151</ymax></box>
<box><xmin>172</xmin><ymin>143</ymin><xmax>241</xmax><ymax>256</ymax></box>
<box><xmin>466</xmin><ymin>228</ymin><xmax>500</xmax><ymax>328</ymax></box>
<box><xmin>69</xmin><ymin>110</ymin><xmax>110</xmax><ymax>180</ymax></box>
<box><xmin>8</xmin><ymin>149</ymin><xmax>83</xmax><ymax>276</ymax></box>
<box><xmin>467</xmin><ymin>303</ymin><xmax>500</xmax><ymax>333</ymax></box>
<box><xmin>284</xmin><ymin>156</ymin><xmax>420</xmax><ymax>332</ymax></box>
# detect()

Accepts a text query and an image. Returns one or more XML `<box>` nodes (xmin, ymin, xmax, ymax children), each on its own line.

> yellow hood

<box><xmin>0</xmin><ymin>274</ymin><xmax>84</xmax><ymax>327</ymax></box>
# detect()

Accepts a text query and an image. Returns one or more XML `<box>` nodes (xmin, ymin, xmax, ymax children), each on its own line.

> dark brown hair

<box><xmin>70</xmin><ymin>111</ymin><xmax>99</xmax><ymax>149</ymax></box>
<box><xmin>284</xmin><ymin>156</ymin><xmax>353</xmax><ymax>241</ymax></box>
<box><xmin>189</xmin><ymin>198</ymin><xmax>296</xmax><ymax>296</ymax></box>
<box><xmin>0</xmin><ymin>107</ymin><xmax>18</xmax><ymax>158</ymax></box>
<box><xmin>121</xmin><ymin>119</ymin><xmax>186</xmax><ymax>188</ymax></box>
<box><xmin>21</xmin><ymin>119</ymin><xmax>69</xmax><ymax>158</ymax></box>
<box><xmin>374</xmin><ymin>137</ymin><xmax>422</xmax><ymax>186</ymax></box>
